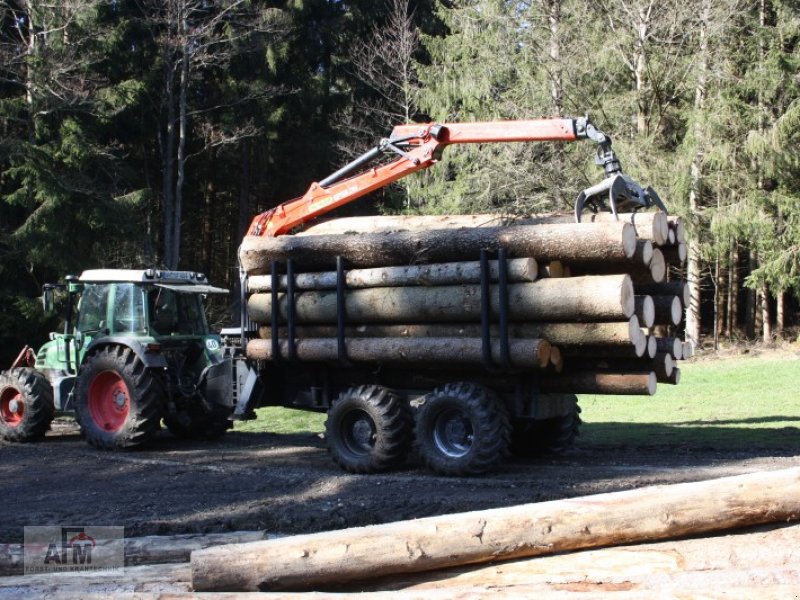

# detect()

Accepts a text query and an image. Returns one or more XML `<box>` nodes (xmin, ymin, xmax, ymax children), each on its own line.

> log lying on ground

<box><xmin>655</xmin><ymin>336</ymin><xmax>683</xmax><ymax>359</ymax></box>
<box><xmin>240</xmin><ymin>222</ymin><xmax>637</xmax><ymax>273</ymax></box>
<box><xmin>0</xmin><ymin>563</ymin><xmax>191</xmax><ymax>596</ymax></box>
<box><xmin>190</xmin><ymin>467</ymin><xmax>800</xmax><ymax>592</ymax></box>
<box><xmin>247</xmin><ymin>275</ymin><xmax>635</xmax><ymax>324</ymax></box>
<box><xmin>541</xmin><ymin>371</ymin><xmax>657</xmax><ymax>395</ymax></box>
<box><xmin>0</xmin><ymin>531</ymin><xmax>268</xmax><ymax>577</ymax></box>
<box><xmin>247</xmin><ymin>258</ymin><xmax>538</xmax><ymax>292</ymax></box>
<box><xmin>247</xmin><ymin>337</ymin><xmax>552</xmax><ymax>369</ymax></box>
<box><xmin>301</xmin><ymin>211</ymin><xmax>670</xmax><ymax>247</ymax></box>
<box><xmin>258</xmin><ymin>318</ymin><xmax>644</xmax><ymax>350</ymax></box>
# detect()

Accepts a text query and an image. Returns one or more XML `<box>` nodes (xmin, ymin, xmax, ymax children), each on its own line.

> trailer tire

<box><xmin>164</xmin><ymin>402</ymin><xmax>231</xmax><ymax>440</ymax></box>
<box><xmin>75</xmin><ymin>345</ymin><xmax>163</xmax><ymax>449</ymax></box>
<box><xmin>415</xmin><ymin>382</ymin><xmax>510</xmax><ymax>476</ymax></box>
<box><xmin>511</xmin><ymin>398</ymin><xmax>582</xmax><ymax>457</ymax></box>
<box><xmin>326</xmin><ymin>385</ymin><xmax>413</xmax><ymax>474</ymax></box>
<box><xmin>0</xmin><ymin>368</ymin><xmax>54</xmax><ymax>442</ymax></box>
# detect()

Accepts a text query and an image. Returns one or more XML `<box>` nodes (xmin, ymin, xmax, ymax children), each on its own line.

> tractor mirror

<box><xmin>42</xmin><ymin>286</ymin><xmax>55</xmax><ymax>314</ymax></box>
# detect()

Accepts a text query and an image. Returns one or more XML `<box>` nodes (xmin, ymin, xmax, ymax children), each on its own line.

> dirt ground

<box><xmin>3</xmin><ymin>416</ymin><xmax>799</xmax><ymax>545</ymax></box>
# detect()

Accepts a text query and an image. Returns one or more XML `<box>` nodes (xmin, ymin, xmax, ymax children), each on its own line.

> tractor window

<box><xmin>111</xmin><ymin>284</ymin><xmax>146</xmax><ymax>334</ymax></box>
<box><xmin>76</xmin><ymin>284</ymin><xmax>110</xmax><ymax>333</ymax></box>
<box><xmin>148</xmin><ymin>288</ymin><xmax>208</xmax><ymax>336</ymax></box>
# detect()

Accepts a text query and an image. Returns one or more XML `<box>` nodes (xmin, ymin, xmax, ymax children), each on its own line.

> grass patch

<box><xmin>233</xmin><ymin>406</ymin><xmax>326</xmax><ymax>435</ymax></box>
<box><xmin>232</xmin><ymin>353</ymin><xmax>800</xmax><ymax>450</ymax></box>
<box><xmin>579</xmin><ymin>352</ymin><xmax>800</xmax><ymax>448</ymax></box>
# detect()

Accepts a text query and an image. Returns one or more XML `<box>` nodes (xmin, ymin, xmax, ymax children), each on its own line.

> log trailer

<box><xmin>0</xmin><ymin>116</ymin><xmax>678</xmax><ymax>476</ymax></box>
<box><xmin>224</xmin><ymin>115</ymin><xmax>676</xmax><ymax>476</ymax></box>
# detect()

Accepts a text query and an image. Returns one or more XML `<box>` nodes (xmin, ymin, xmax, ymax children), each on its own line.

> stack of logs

<box><xmin>239</xmin><ymin>210</ymin><xmax>689</xmax><ymax>396</ymax></box>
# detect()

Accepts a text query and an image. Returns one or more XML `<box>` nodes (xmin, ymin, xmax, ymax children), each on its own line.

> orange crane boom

<box><xmin>247</xmin><ymin>116</ymin><xmax>663</xmax><ymax>237</ymax></box>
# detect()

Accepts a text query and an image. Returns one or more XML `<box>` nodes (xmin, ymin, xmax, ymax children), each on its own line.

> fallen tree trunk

<box><xmin>240</xmin><ymin>222</ymin><xmax>637</xmax><ymax>274</ymax></box>
<box><xmin>569</xmin><ymin>248</ymin><xmax>665</xmax><ymax>283</ymax></box>
<box><xmin>258</xmin><ymin>317</ymin><xmax>643</xmax><ymax>349</ymax></box>
<box><xmin>247</xmin><ymin>258</ymin><xmax>538</xmax><ymax>292</ymax></box>
<box><xmin>655</xmin><ymin>336</ymin><xmax>683</xmax><ymax>359</ymax></box>
<box><xmin>661</xmin><ymin>242</ymin><xmax>687</xmax><ymax>265</ymax></box>
<box><xmin>634</xmin><ymin>295</ymin><xmax>655</xmax><ymax>328</ymax></box>
<box><xmin>247</xmin><ymin>275</ymin><xmax>635</xmax><ymax>325</ymax></box>
<box><xmin>0</xmin><ymin>531</ymin><xmax>267</xmax><ymax>577</ymax></box>
<box><xmin>560</xmin><ymin>336</ymin><xmax>653</xmax><ymax>360</ymax></box>
<box><xmin>190</xmin><ymin>467</ymin><xmax>800</xmax><ymax>592</ymax></box>
<box><xmin>635</xmin><ymin>281</ymin><xmax>689</xmax><ymax>307</ymax></box>
<box><xmin>246</xmin><ymin>337</ymin><xmax>552</xmax><ymax>369</ymax></box>
<box><xmin>540</xmin><ymin>371</ymin><xmax>657</xmax><ymax>395</ymax></box>
<box><xmin>301</xmin><ymin>211</ymin><xmax>670</xmax><ymax>247</ymax></box>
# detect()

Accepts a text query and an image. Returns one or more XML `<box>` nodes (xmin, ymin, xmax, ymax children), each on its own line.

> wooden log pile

<box><xmin>240</xmin><ymin>209</ymin><xmax>689</xmax><ymax>395</ymax></box>
<box><xmin>3</xmin><ymin>469</ymin><xmax>798</xmax><ymax>597</ymax></box>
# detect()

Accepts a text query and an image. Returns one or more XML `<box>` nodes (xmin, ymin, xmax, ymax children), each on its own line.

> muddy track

<box><xmin>2</xmin><ymin>419</ymin><xmax>799</xmax><ymax>544</ymax></box>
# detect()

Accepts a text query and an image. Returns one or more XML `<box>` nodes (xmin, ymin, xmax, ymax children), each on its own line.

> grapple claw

<box><xmin>575</xmin><ymin>175</ymin><xmax>665</xmax><ymax>222</ymax></box>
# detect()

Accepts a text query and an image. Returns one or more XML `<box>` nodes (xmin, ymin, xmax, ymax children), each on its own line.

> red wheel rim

<box><xmin>88</xmin><ymin>371</ymin><xmax>130</xmax><ymax>432</ymax></box>
<box><xmin>0</xmin><ymin>387</ymin><xmax>24</xmax><ymax>427</ymax></box>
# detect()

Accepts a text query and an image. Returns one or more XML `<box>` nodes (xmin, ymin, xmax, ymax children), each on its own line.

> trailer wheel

<box><xmin>511</xmin><ymin>396</ymin><xmax>582</xmax><ymax>457</ymax></box>
<box><xmin>415</xmin><ymin>382</ymin><xmax>510</xmax><ymax>476</ymax></box>
<box><xmin>164</xmin><ymin>402</ymin><xmax>231</xmax><ymax>440</ymax></box>
<box><xmin>75</xmin><ymin>346</ymin><xmax>163</xmax><ymax>449</ymax></box>
<box><xmin>0</xmin><ymin>368</ymin><xmax>54</xmax><ymax>442</ymax></box>
<box><xmin>325</xmin><ymin>385</ymin><xmax>413</xmax><ymax>474</ymax></box>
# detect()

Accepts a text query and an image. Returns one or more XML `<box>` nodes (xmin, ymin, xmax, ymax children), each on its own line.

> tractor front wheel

<box><xmin>75</xmin><ymin>346</ymin><xmax>163</xmax><ymax>449</ymax></box>
<box><xmin>0</xmin><ymin>368</ymin><xmax>54</xmax><ymax>442</ymax></box>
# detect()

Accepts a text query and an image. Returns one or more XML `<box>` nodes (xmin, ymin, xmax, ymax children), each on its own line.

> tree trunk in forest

<box><xmin>191</xmin><ymin>468</ymin><xmax>800</xmax><ymax>592</ymax></box>
<box><xmin>172</xmin><ymin>3</ymin><xmax>189</xmax><ymax>269</ymax></box>
<box><xmin>761</xmin><ymin>283</ymin><xmax>771</xmax><ymax>342</ymax></box>
<box><xmin>202</xmin><ymin>177</ymin><xmax>215</xmax><ymax>275</ymax></box>
<box><xmin>776</xmin><ymin>290</ymin><xmax>784</xmax><ymax>338</ymax></box>
<box><xmin>685</xmin><ymin>0</ymin><xmax>709</xmax><ymax>347</ymax></box>
<box><xmin>746</xmin><ymin>250</ymin><xmax>758</xmax><ymax>339</ymax></box>
<box><xmin>727</xmin><ymin>242</ymin><xmax>739</xmax><ymax>336</ymax></box>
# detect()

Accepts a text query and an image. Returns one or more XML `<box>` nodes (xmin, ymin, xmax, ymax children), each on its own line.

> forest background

<box><xmin>2</xmin><ymin>0</ymin><xmax>799</xmax><ymax>364</ymax></box>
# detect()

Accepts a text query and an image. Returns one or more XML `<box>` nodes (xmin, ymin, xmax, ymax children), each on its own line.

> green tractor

<box><xmin>0</xmin><ymin>269</ymin><xmax>233</xmax><ymax>449</ymax></box>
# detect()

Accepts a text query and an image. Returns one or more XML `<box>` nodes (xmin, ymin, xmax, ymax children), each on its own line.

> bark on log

<box><xmin>655</xmin><ymin>337</ymin><xmax>683</xmax><ymax>359</ymax></box>
<box><xmin>652</xmin><ymin>295</ymin><xmax>682</xmax><ymax>326</ymax></box>
<box><xmin>190</xmin><ymin>467</ymin><xmax>800</xmax><ymax>592</ymax></box>
<box><xmin>634</xmin><ymin>295</ymin><xmax>655</xmax><ymax>328</ymax></box>
<box><xmin>661</xmin><ymin>243</ymin><xmax>688</xmax><ymax>266</ymax></box>
<box><xmin>668</xmin><ymin>216</ymin><xmax>686</xmax><ymax>244</ymax></box>
<box><xmin>301</xmin><ymin>211</ymin><xmax>670</xmax><ymax>247</ymax></box>
<box><xmin>259</xmin><ymin>318</ymin><xmax>643</xmax><ymax>350</ymax></box>
<box><xmin>246</xmin><ymin>337</ymin><xmax>551</xmax><ymax>369</ymax></box>
<box><xmin>635</xmin><ymin>281</ymin><xmax>690</xmax><ymax>307</ymax></box>
<box><xmin>356</xmin><ymin>523</ymin><xmax>800</xmax><ymax>595</ymax></box>
<box><xmin>540</xmin><ymin>371</ymin><xmax>657</xmax><ymax>395</ymax></box>
<box><xmin>240</xmin><ymin>222</ymin><xmax>637</xmax><ymax>274</ymax></box>
<box><xmin>247</xmin><ymin>275</ymin><xmax>635</xmax><ymax>325</ymax></box>
<box><xmin>541</xmin><ymin>261</ymin><xmax>570</xmax><ymax>278</ymax></box>
<box><xmin>247</xmin><ymin>258</ymin><xmax>538</xmax><ymax>292</ymax></box>
<box><xmin>568</xmin><ymin>248</ymin><xmax>665</xmax><ymax>283</ymax></box>
<box><xmin>665</xmin><ymin>367</ymin><xmax>681</xmax><ymax>385</ymax></box>
<box><xmin>682</xmin><ymin>341</ymin><xmax>695</xmax><ymax>359</ymax></box>
<box><xmin>653</xmin><ymin>352</ymin><xmax>675</xmax><ymax>380</ymax></box>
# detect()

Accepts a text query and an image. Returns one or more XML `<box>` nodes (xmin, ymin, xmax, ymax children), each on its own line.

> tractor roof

<box><xmin>79</xmin><ymin>269</ymin><xmax>210</xmax><ymax>285</ymax></box>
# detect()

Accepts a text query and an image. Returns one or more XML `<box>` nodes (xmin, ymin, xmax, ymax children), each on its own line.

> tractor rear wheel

<box><xmin>164</xmin><ymin>401</ymin><xmax>231</xmax><ymax>440</ymax></box>
<box><xmin>75</xmin><ymin>346</ymin><xmax>163</xmax><ymax>449</ymax></box>
<box><xmin>0</xmin><ymin>368</ymin><xmax>54</xmax><ymax>442</ymax></box>
<box><xmin>325</xmin><ymin>385</ymin><xmax>413</xmax><ymax>473</ymax></box>
<box><xmin>415</xmin><ymin>382</ymin><xmax>510</xmax><ymax>476</ymax></box>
